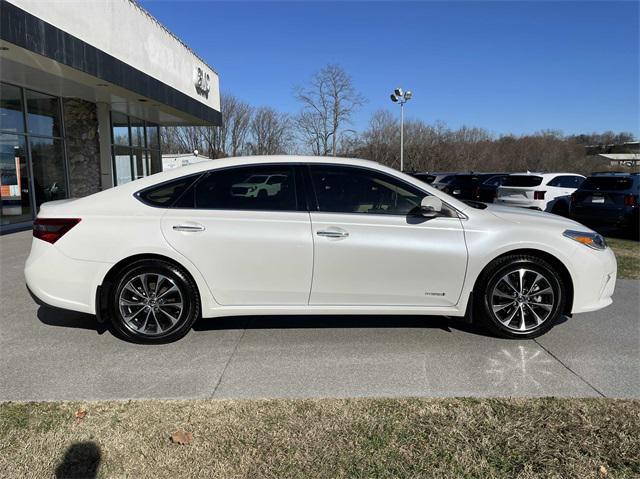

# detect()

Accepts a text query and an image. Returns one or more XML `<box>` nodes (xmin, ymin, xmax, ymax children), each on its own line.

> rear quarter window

<box><xmin>136</xmin><ymin>175</ymin><xmax>200</xmax><ymax>207</ymax></box>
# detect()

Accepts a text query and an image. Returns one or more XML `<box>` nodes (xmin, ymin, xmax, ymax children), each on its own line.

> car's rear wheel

<box><xmin>109</xmin><ymin>259</ymin><xmax>199</xmax><ymax>343</ymax></box>
<box><xmin>475</xmin><ymin>255</ymin><xmax>566</xmax><ymax>339</ymax></box>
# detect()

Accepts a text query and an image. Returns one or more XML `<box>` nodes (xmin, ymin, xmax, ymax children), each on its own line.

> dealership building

<box><xmin>0</xmin><ymin>0</ymin><xmax>221</xmax><ymax>233</ymax></box>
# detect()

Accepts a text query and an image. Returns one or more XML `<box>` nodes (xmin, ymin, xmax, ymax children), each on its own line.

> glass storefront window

<box><xmin>25</xmin><ymin>90</ymin><xmax>62</xmax><ymax>137</ymax></box>
<box><xmin>111</xmin><ymin>114</ymin><xmax>162</xmax><ymax>185</ymax></box>
<box><xmin>146</xmin><ymin>125</ymin><xmax>159</xmax><ymax>149</ymax></box>
<box><xmin>30</xmin><ymin>137</ymin><xmax>66</xmax><ymax>207</ymax></box>
<box><xmin>149</xmin><ymin>149</ymin><xmax>162</xmax><ymax>174</ymax></box>
<box><xmin>132</xmin><ymin>148</ymin><xmax>147</xmax><ymax>180</ymax></box>
<box><xmin>0</xmin><ymin>83</ymin><xmax>25</xmax><ymax>134</ymax></box>
<box><xmin>0</xmin><ymin>133</ymin><xmax>31</xmax><ymax>226</ymax></box>
<box><xmin>131</xmin><ymin>118</ymin><xmax>145</xmax><ymax>147</ymax></box>
<box><xmin>113</xmin><ymin>145</ymin><xmax>133</xmax><ymax>185</ymax></box>
<box><xmin>111</xmin><ymin>112</ymin><xmax>130</xmax><ymax>146</ymax></box>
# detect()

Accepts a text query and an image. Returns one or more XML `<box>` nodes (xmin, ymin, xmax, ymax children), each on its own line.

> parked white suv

<box><xmin>496</xmin><ymin>173</ymin><xmax>585</xmax><ymax>215</ymax></box>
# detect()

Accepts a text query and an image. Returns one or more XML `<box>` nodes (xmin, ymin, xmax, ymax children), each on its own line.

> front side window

<box><xmin>188</xmin><ymin>165</ymin><xmax>298</xmax><ymax>211</ymax></box>
<box><xmin>309</xmin><ymin>165</ymin><xmax>428</xmax><ymax>216</ymax></box>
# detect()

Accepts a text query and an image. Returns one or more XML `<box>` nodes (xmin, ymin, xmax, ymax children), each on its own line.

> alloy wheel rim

<box><xmin>491</xmin><ymin>268</ymin><xmax>555</xmax><ymax>332</ymax></box>
<box><xmin>118</xmin><ymin>273</ymin><xmax>184</xmax><ymax>336</ymax></box>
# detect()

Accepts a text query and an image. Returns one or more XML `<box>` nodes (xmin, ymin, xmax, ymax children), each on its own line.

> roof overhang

<box><xmin>0</xmin><ymin>0</ymin><xmax>221</xmax><ymax>126</ymax></box>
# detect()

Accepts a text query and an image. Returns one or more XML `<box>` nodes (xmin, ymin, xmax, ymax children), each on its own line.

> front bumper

<box><xmin>569</xmin><ymin>245</ymin><xmax>617</xmax><ymax>314</ymax></box>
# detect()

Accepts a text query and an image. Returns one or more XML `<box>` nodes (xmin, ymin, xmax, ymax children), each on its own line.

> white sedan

<box><xmin>25</xmin><ymin>156</ymin><xmax>616</xmax><ymax>343</ymax></box>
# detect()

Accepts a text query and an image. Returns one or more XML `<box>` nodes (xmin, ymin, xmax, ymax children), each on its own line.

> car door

<box><xmin>160</xmin><ymin>164</ymin><xmax>313</xmax><ymax>306</ymax></box>
<box><xmin>306</xmin><ymin>164</ymin><xmax>468</xmax><ymax>307</ymax></box>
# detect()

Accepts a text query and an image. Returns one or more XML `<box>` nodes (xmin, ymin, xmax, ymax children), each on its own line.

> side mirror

<box><xmin>420</xmin><ymin>196</ymin><xmax>443</xmax><ymax>217</ymax></box>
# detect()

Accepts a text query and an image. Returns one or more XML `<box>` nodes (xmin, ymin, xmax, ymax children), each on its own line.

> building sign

<box><xmin>194</xmin><ymin>66</ymin><xmax>211</xmax><ymax>98</ymax></box>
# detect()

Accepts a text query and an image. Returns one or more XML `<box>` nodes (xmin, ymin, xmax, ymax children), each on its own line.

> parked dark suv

<box><xmin>441</xmin><ymin>173</ymin><xmax>508</xmax><ymax>202</ymax></box>
<box><xmin>570</xmin><ymin>173</ymin><xmax>639</xmax><ymax>236</ymax></box>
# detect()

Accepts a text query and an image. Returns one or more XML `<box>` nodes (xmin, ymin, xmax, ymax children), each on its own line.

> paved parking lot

<box><xmin>1</xmin><ymin>230</ymin><xmax>639</xmax><ymax>401</ymax></box>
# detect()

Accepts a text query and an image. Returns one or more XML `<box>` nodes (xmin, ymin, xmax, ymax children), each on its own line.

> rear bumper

<box><xmin>24</xmin><ymin>238</ymin><xmax>112</xmax><ymax>314</ymax></box>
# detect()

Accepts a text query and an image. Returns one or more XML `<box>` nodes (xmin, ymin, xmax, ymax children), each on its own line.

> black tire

<box><xmin>109</xmin><ymin>259</ymin><xmax>200</xmax><ymax>344</ymax></box>
<box><xmin>474</xmin><ymin>254</ymin><xmax>566</xmax><ymax>339</ymax></box>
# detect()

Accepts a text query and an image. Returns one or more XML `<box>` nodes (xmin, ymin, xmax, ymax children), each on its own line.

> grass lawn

<box><xmin>607</xmin><ymin>237</ymin><xmax>640</xmax><ymax>280</ymax></box>
<box><xmin>1</xmin><ymin>398</ymin><xmax>638</xmax><ymax>478</ymax></box>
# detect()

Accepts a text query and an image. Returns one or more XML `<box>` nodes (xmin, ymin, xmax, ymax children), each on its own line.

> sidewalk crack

<box><xmin>534</xmin><ymin>338</ymin><xmax>606</xmax><ymax>398</ymax></box>
<box><xmin>209</xmin><ymin>321</ymin><xmax>248</xmax><ymax>399</ymax></box>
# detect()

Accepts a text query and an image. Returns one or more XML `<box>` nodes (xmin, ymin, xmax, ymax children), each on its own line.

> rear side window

<box><xmin>136</xmin><ymin>175</ymin><xmax>199</xmax><ymax>207</ymax></box>
<box><xmin>188</xmin><ymin>165</ymin><xmax>299</xmax><ymax>211</ymax></box>
<box><xmin>581</xmin><ymin>176</ymin><xmax>633</xmax><ymax>191</ymax></box>
<box><xmin>547</xmin><ymin>175</ymin><xmax>584</xmax><ymax>188</ymax></box>
<box><xmin>503</xmin><ymin>176</ymin><xmax>543</xmax><ymax>187</ymax></box>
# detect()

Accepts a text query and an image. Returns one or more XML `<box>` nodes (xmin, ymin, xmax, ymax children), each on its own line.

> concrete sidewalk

<box><xmin>1</xmin><ymin>230</ymin><xmax>639</xmax><ymax>401</ymax></box>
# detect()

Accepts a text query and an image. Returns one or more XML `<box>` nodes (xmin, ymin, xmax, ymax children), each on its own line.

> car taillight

<box><xmin>534</xmin><ymin>191</ymin><xmax>546</xmax><ymax>200</ymax></box>
<box><xmin>33</xmin><ymin>218</ymin><xmax>81</xmax><ymax>244</ymax></box>
<box><xmin>624</xmin><ymin>194</ymin><xmax>637</xmax><ymax>206</ymax></box>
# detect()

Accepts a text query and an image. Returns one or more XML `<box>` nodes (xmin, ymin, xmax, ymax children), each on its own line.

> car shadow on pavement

<box><xmin>37</xmin><ymin>306</ymin><xmax>108</xmax><ymax>334</ymax></box>
<box><xmin>36</xmin><ymin>305</ymin><xmax>569</xmax><ymax>339</ymax></box>
<box><xmin>192</xmin><ymin>314</ymin><xmax>489</xmax><ymax>336</ymax></box>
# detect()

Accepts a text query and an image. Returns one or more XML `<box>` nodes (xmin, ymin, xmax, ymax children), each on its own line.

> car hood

<box><xmin>485</xmin><ymin>203</ymin><xmax>589</xmax><ymax>230</ymax></box>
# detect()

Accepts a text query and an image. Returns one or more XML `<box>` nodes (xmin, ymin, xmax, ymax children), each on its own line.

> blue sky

<box><xmin>141</xmin><ymin>0</ymin><xmax>639</xmax><ymax>137</ymax></box>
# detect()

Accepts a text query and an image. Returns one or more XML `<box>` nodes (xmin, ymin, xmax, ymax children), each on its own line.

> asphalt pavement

<box><xmin>1</xmin><ymin>230</ymin><xmax>638</xmax><ymax>401</ymax></box>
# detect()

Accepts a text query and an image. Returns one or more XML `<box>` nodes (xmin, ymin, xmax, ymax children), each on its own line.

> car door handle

<box><xmin>317</xmin><ymin>230</ymin><xmax>349</xmax><ymax>238</ymax></box>
<box><xmin>173</xmin><ymin>224</ymin><xmax>206</xmax><ymax>232</ymax></box>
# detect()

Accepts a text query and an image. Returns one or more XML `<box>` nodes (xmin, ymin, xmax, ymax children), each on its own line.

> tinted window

<box><xmin>192</xmin><ymin>165</ymin><xmax>297</xmax><ymax>211</ymax></box>
<box><xmin>484</xmin><ymin>175</ymin><xmax>507</xmax><ymax>187</ymax></box>
<box><xmin>548</xmin><ymin>175</ymin><xmax>584</xmax><ymax>188</ymax></box>
<box><xmin>503</xmin><ymin>175</ymin><xmax>543</xmax><ymax>187</ymax></box>
<box><xmin>309</xmin><ymin>165</ymin><xmax>427</xmax><ymax>215</ymax></box>
<box><xmin>581</xmin><ymin>176</ymin><xmax>633</xmax><ymax>191</ymax></box>
<box><xmin>137</xmin><ymin>175</ymin><xmax>200</xmax><ymax>207</ymax></box>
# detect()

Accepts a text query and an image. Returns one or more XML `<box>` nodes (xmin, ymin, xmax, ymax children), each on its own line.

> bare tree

<box><xmin>248</xmin><ymin>107</ymin><xmax>292</xmax><ymax>155</ymax></box>
<box><xmin>295</xmin><ymin>64</ymin><xmax>365</xmax><ymax>156</ymax></box>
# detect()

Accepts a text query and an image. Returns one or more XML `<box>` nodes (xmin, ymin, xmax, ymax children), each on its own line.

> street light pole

<box><xmin>390</xmin><ymin>88</ymin><xmax>412</xmax><ymax>172</ymax></box>
<box><xmin>400</xmin><ymin>99</ymin><xmax>404</xmax><ymax>173</ymax></box>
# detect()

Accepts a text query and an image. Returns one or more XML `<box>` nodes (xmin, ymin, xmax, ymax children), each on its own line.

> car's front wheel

<box><xmin>109</xmin><ymin>259</ymin><xmax>200</xmax><ymax>343</ymax></box>
<box><xmin>475</xmin><ymin>255</ymin><xmax>566</xmax><ymax>339</ymax></box>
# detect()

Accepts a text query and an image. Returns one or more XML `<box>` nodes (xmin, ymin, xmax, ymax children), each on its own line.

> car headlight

<box><xmin>563</xmin><ymin>230</ymin><xmax>607</xmax><ymax>250</ymax></box>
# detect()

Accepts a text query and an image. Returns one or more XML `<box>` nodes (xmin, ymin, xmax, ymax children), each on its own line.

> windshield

<box><xmin>503</xmin><ymin>175</ymin><xmax>543</xmax><ymax>187</ymax></box>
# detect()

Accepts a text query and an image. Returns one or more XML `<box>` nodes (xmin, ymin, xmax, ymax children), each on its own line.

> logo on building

<box><xmin>193</xmin><ymin>67</ymin><xmax>210</xmax><ymax>98</ymax></box>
